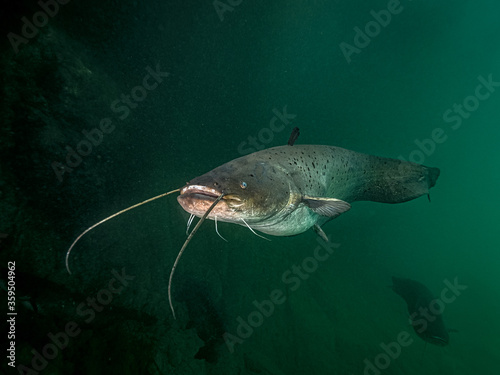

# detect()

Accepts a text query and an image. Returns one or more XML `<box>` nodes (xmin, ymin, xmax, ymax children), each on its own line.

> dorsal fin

<box><xmin>287</xmin><ymin>127</ymin><xmax>300</xmax><ymax>146</ymax></box>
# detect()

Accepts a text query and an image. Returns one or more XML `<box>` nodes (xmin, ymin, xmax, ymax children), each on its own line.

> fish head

<box><xmin>177</xmin><ymin>157</ymin><xmax>292</xmax><ymax>224</ymax></box>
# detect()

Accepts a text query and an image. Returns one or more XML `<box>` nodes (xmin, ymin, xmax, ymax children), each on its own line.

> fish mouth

<box><xmin>180</xmin><ymin>185</ymin><xmax>222</xmax><ymax>201</ymax></box>
<box><xmin>180</xmin><ymin>185</ymin><xmax>242</xmax><ymax>201</ymax></box>
<box><xmin>426</xmin><ymin>335</ymin><xmax>449</xmax><ymax>346</ymax></box>
<box><xmin>177</xmin><ymin>184</ymin><xmax>244</xmax><ymax>219</ymax></box>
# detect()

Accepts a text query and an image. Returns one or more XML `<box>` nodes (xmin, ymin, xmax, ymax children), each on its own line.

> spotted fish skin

<box><xmin>177</xmin><ymin>145</ymin><xmax>440</xmax><ymax>236</ymax></box>
<box><xmin>250</xmin><ymin>145</ymin><xmax>440</xmax><ymax>203</ymax></box>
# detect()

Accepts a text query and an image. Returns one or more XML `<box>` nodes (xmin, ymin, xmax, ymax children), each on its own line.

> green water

<box><xmin>1</xmin><ymin>1</ymin><xmax>499</xmax><ymax>374</ymax></box>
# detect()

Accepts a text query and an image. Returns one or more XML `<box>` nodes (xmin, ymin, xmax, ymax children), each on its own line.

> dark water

<box><xmin>1</xmin><ymin>1</ymin><xmax>499</xmax><ymax>374</ymax></box>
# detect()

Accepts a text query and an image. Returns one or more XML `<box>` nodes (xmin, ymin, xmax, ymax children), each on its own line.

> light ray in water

<box><xmin>214</xmin><ymin>216</ymin><xmax>228</xmax><ymax>242</ymax></box>
<box><xmin>240</xmin><ymin>218</ymin><xmax>271</xmax><ymax>241</ymax></box>
<box><xmin>65</xmin><ymin>189</ymin><xmax>180</xmax><ymax>275</ymax></box>
<box><xmin>186</xmin><ymin>214</ymin><xmax>195</xmax><ymax>235</ymax></box>
<box><xmin>168</xmin><ymin>193</ymin><xmax>225</xmax><ymax>320</ymax></box>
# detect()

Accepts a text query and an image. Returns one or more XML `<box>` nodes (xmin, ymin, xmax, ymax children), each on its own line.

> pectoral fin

<box><xmin>302</xmin><ymin>196</ymin><xmax>351</xmax><ymax>218</ymax></box>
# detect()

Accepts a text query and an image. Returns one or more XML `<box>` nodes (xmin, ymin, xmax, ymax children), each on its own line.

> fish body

<box><xmin>63</xmin><ymin>142</ymin><xmax>442</xmax><ymax>320</ymax></box>
<box><xmin>392</xmin><ymin>277</ymin><xmax>449</xmax><ymax>346</ymax></box>
<box><xmin>177</xmin><ymin>145</ymin><xmax>440</xmax><ymax>236</ymax></box>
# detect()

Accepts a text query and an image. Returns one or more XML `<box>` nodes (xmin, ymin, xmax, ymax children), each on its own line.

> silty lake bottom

<box><xmin>1</xmin><ymin>1</ymin><xmax>499</xmax><ymax>374</ymax></box>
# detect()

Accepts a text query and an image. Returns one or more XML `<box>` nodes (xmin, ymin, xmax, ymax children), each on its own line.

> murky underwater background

<box><xmin>1</xmin><ymin>1</ymin><xmax>499</xmax><ymax>374</ymax></box>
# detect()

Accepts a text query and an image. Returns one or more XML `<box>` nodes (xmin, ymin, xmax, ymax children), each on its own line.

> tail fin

<box><xmin>427</xmin><ymin>167</ymin><xmax>440</xmax><ymax>188</ymax></box>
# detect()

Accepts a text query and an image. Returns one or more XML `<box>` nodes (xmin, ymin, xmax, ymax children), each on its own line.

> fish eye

<box><xmin>240</xmin><ymin>181</ymin><xmax>247</xmax><ymax>189</ymax></box>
